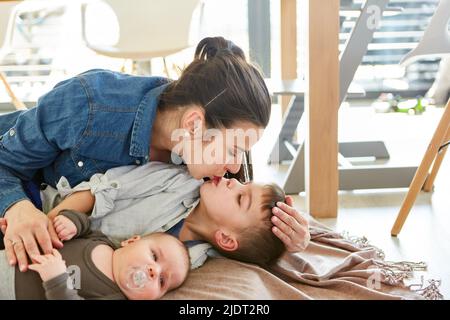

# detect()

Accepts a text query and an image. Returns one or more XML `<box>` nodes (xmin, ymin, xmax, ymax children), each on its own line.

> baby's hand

<box><xmin>53</xmin><ymin>215</ymin><xmax>77</xmax><ymax>241</ymax></box>
<box><xmin>29</xmin><ymin>249</ymin><xmax>67</xmax><ymax>282</ymax></box>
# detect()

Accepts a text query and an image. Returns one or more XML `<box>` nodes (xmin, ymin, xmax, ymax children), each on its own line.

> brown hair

<box><xmin>214</xmin><ymin>183</ymin><xmax>286</xmax><ymax>267</ymax></box>
<box><xmin>159</xmin><ymin>36</ymin><xmax>271</xmax><ymax>129</ymax></box>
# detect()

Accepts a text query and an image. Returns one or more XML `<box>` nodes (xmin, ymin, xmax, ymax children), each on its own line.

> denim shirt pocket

<box><xmin>70</xmin><ymin>149</ymin><xmax>104</xmax><ymax>180</ymax></box>
<box><xmin>47</xmin><ymin>149</ymin><xmax>100</xmax><ymax>185</ymax></box>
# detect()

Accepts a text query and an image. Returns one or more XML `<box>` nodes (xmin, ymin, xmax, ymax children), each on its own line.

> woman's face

<box><xmin>182</xmin><ymin>121</ymin><xmax>264</xmax><ymax>180</ymax></box>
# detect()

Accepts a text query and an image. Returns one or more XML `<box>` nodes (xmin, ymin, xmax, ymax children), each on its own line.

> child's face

<box><xmin>200</xmin><ymin>177</ymin><xmax>266</xmax><ymax>232</ymax></box>
<box><xmin>113</xmin><ymin>233</ymin><xmax>188</xmax><ymax>300</ymax></box>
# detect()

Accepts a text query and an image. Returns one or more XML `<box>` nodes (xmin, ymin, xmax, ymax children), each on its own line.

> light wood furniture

<box><xmin>304</xmin><ymin>0</ymin><xmax>339</xmax><ymax>218</ymax></box>
<box><xmin>280</xmin><ymin>0</ymin><xmax>297</xmax><ymax>115</ymax></box>
<box><xmin>0</xmin><ymin>72</ymin><xmax>26</xmax><ymax>110</ymax></box>
<box><xmin>391</xmin><ymin>99</ymin><xmax>450</xmax><ymax>236</ymax></box>
<box><xmin>0</xmin><ymin>0</ymin><xmax>26</xmax><ymax>110</ymax></box>
<box><xmin>279</xmin><ymin>0</ymin><xmax>340</xmax><ymax>218</ymax></box>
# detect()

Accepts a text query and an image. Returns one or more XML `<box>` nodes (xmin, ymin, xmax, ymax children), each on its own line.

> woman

<box><xmin>0</xmin><ymin>37</ymin><xmax>309</xmax><ymax>272</ymax></box>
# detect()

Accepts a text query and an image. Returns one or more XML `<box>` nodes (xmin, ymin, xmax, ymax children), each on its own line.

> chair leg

<box><xmin>423</xmin><ymin>126</ymin><xmax>450</xmax><ymax>192</ymax></box>
<box><xmin>391</xmin><ymin>100</ymin><xmax>450</xmax><ymax>236</ymax></box>
<box><xmin>163</xmin><ymin>57</ymin><xmax>170</xmax><ymax>78</ymax></box>
<box><xmin>0</xmin><ymin>72</ymin><xmax>26</xmax><ymax>110</ymax></box>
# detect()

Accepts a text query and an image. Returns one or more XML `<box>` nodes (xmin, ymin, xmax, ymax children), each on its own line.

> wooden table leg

<box><xmin>305</xmin><ymin>0</ymin><xmax>339</xmax><ymax>218</ymax></box>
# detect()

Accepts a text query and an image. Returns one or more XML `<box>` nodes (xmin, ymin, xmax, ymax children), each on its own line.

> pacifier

<box><xmin>126</xmin><ymin>265</ymin><xmax>151</xmax><ymax>290</ymax></box>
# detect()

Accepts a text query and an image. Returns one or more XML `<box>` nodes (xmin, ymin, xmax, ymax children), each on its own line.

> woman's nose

<box><xmin>225</xmin><ymin>163</ymin><xmax>241</xmax><ymax>174</ymax></box>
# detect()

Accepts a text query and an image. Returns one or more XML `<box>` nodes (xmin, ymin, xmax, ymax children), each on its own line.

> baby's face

<box><xmin>114</xmin><ymin>233</ymin><xmax>189</xmax><ymax>300</ymax></box>
<box><xmin>200</xmin><ymin>177</ymin><xmax>267</xmax><ymax>232</ymax></box>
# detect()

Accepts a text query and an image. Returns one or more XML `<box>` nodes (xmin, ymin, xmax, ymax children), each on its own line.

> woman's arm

<box><xmin>1</xmin><ymin>76</ymin><xmax>89</xmax><ymax>270</ymax></box>
<box><xmin>47</xmin><ymin>190</ymin><xmax>95</xmax><ymax>219</ymax></box>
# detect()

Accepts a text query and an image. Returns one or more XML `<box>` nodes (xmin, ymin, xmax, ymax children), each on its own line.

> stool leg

<box><xmin>391</xmin><ymin>100</ymin><xmax>450</xmax><ymax>236</ymax></box>
<box><xmin>0</xmin><ymin>72</ymin><xmax>27</xmax><ymax>110</ymax></box>
<box><xmin>423</xmin><ymin>126</ymin><xmax>450</xmax><ymax>192</ymax></box>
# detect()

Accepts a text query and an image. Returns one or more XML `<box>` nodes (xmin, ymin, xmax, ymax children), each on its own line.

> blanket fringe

<box><xmin>374</xmin><ymin>260</ymin><xmax>427</xmax><ymax>285</ymax></box>
<box><xmin>409</xmin><ymin>276</ymin><xmax>444</xmax><ymax>300</ymax></box>
<box><xmin>341</xmin><ymin>231</ymin><xmax>385</xmax><ymax>259</ymax></box>
<box><xmin>341</xmin><ymin>231</ymin><xmax>444</xmax><ymax>300</ymax></box>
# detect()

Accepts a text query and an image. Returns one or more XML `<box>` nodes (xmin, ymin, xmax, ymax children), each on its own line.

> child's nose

<box><xmin>227</xmin><ymin>178</ymin><xmax>241</xmax><ymax>189</ymax></box>
<box><xmin>148</xmin><ymin>264</ymin><xmax>161</xmax><ymax>279</ymax></box>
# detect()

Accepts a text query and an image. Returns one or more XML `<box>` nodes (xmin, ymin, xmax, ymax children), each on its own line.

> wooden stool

<box><xmin>0</xmin><ymin>71</ymin><xmax>26</xmax><ymax>110</ymax></box>
<box><xmin>391</xmin><ymin>98</ymin><xmax>450</xmax><ymax>236</ymax></box>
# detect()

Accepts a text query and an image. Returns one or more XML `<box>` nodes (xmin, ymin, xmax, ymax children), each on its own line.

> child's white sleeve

<box><xmin>53</xmin><ymin>173</ymin><xmax>119</xmax><ymax>218</ymax></box>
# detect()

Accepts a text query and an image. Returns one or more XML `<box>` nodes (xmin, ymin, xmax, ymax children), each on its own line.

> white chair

<box><xmin>0</xmin><ymin>0</ymin><xmax>26</xmax><ymax>110</ymax></box>
<box><xmin>400</xmin><ymin>0</ymin><xmax>450</xmax><ymax>65</ymax></box>
<box><xmin>80</xmin><ymin>0</ymin><xmax>203</xmax><ymax>75</ymax></box>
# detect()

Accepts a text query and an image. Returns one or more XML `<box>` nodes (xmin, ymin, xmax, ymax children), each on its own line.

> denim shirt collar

<box><xmin>129</xmin><ymin>81</ymin><xmax>171</xmax><ymax>158</ymax></box>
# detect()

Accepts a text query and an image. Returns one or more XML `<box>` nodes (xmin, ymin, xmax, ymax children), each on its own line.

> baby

<box><xmin>0</xmin><ymin>210</ymin><xmax>190</xmax><ymax>300</ymax></box>
<box><xmin>35</xmin><ymin>162</ymin><xmax>287</xmax><ymax>268</ymax></box>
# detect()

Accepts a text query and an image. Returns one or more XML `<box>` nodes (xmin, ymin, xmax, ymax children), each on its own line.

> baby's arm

<box><xmin>52</xmin><ymin>210</ymin><xmax>92</xmax><ymax>242</ymax></box>
<box><xmin>47</xmin><ymin>190</ymin><xmax>95</xmax><ymax>220</ymax></box>
<box><xmin>28</xmin><ymin>249</ymin><xmax>84</xmax><ymax>300</ymax></box>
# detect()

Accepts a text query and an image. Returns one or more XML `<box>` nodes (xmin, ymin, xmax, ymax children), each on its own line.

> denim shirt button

<box><xmin>9</xmin><ymin>128</ymin><xmax>16</xmax><ymax>137</ymax></box>
<box><xmin>77</xmin><ymin>161</ymin><xmax>84</xmax><ymax>167</ymax></box>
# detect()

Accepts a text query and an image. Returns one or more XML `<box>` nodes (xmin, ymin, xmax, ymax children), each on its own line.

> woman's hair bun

<box><xmin>195</xmin><ymin>36</ymin><xmax>245</xmax><ymax>61</ymax></box>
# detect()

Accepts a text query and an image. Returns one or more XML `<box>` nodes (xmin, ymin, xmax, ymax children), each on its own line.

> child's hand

<box><xmin>28</xmin><ymin>249</ymin><xmax>67</xmax><ymax>282</ymax></box>
<box><xmin>53</xmin><ymin>215</ymin><xmax>77</xmax><ymax>241</ymax></box>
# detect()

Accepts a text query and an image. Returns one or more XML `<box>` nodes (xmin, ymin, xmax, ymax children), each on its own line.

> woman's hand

<box><xmin>271</xmin><ymin>196</ymin><xmax>311</xmax><ymax>252</ymax></box>
<box><xmin>2</xmin><ymin>200</ymin><xmax>63</xmax><ymax>272</ymax></box>
<box><xmin>29</xmin><ymin>249</ymin><xmax>67</xmax><ymax>282</ymax></box>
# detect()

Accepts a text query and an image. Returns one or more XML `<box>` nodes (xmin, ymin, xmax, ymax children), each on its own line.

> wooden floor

<box><xmin>253</xmin><ymin>102</ymin><xmax>450</xmax><ymax>299</ymax></box>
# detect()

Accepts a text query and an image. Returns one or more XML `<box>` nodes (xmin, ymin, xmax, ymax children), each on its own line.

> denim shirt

<box><xmin>0</xmin><ymin>69</ymin><xmax>171</xmax><ymax>216</ymax></box>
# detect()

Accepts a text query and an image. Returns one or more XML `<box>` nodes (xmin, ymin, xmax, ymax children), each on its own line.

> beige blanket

<box><xmin>164</xmin><ymin>218</ymin><xmax>443</xmax><ymax>300</ymax></box>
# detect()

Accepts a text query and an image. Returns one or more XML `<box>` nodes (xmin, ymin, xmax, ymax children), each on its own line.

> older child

<box><xmin>38</xmin><ymin>162</ymin><xmax>294</xmax><ymax>268</ymax></box>
<box><xmin>0</xmin><ymin>209</ymin><xmax>189</xmax><ymax>300</ymax></box>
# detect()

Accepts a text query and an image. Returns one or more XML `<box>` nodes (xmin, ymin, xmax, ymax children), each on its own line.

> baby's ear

<box><xmin>121</xmin><ymin>235</ymin><xmax>141</xmax><ymax>247</ymax></box>
<box><xmin>214</xmin><ymin>230</ymin><xmax>238</xmax><ymax>252</ymax></box>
